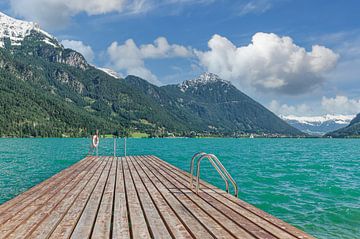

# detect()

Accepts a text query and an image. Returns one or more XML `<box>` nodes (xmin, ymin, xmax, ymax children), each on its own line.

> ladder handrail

<box><xmin>189</xmin><ymin>152</ymin><xmax>230</xmax><ymax>193</ymax></box>
<box><xmin>189</xmin><ymin>152</ymin><xmax>206</xmax><ymax>187</ymax></box>
<box><xmin>207</xmin><ymin>158</ymin><xmax>230</xmax><ymax>193</ymax></box>
<box><xmin>193</xmin><ymin>153</ymin><xmax>239</xmax><ymax>197</ymax></box>
<box><xmin>206</xmin><ymin>154</ymin><xmax>238</xmax><ymax>197</ymax></box>
<box><xmin>113</xmin><ymin>137</ymin><xmax>127</xmax><ymax>157</ymax></box>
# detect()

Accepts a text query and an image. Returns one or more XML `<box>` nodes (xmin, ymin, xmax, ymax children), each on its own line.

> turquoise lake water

<box><xmin>0</xmin><ymin>138</ymin><xmax>359</xmax><ymax>238</ymax></box>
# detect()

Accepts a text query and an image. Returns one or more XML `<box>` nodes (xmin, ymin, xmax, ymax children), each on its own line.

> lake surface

<box><xmin>0</xmin><ymin>138</ymin><xmax>359</xmax><ymax>238</ymax></box>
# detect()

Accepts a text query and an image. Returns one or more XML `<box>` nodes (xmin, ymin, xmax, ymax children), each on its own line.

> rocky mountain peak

<box><xmin>0</xmin><ymin>11</ymin><xmax>58</xmax><ymax>48</ymax></box>
<box><xmin>178</xmin><ymin>72</ymin><xmax>231</xmax><ymax>92</ymax></box>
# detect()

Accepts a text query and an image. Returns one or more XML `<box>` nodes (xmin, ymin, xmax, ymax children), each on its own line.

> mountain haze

<box><xmin>282</xmin><ymin>115</ymin><xmax>353</xmax><ymax>135</ymax></box>
<box><xmin>0</xmin><ymin>12</ymin><xmax>303</xmax><ymax>137</ymax></box>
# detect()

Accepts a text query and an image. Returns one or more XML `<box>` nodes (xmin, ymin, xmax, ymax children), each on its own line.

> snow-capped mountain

<box><xmin>281</xmin><ymin>115</ymin><xmax>354</xmax><ymax>135</ymax></box>
<box><xmin>179</xmin><ymin>72</ymin><xmax>230</xmax><ymax>92</ymax></box>
<box><xmin>0</xmin><ymin>12</ymin><xmax>59</xmax><ymax>48</ymax></box>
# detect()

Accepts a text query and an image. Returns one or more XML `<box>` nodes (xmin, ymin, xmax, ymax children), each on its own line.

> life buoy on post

<box><xmin>92</xmin><ymin>134</ymin><xmax>99</xmax><ymax>148</ymax></box>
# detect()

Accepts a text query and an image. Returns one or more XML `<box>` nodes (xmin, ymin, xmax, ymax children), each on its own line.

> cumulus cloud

<box><xmin>196</xmin><ymin>33</ymin><xmax>339</xmax><ymax>94</ymax></box>
<box><xmin>269</xmin><ymin>100</ymin><xmax>312</xmax><ymax>116</ymax></box>
<box><xmin>321</xmin><ymin>96</ymin><xmax>360</xmax><ymax>115</ymax></box>
<box><xmin>61</xmin><ymin>40</ymin><xmax>94</xmax><ymax>63</ymax></box>
<box><xmin>269</xmin><ymin>96</ymin><xmax>360</xmax><ymax>116</ymax></box>
<box><xmin>106</xmin><ymin>37</ymin><xmax>193</xmax><ymax>85</ymax></box>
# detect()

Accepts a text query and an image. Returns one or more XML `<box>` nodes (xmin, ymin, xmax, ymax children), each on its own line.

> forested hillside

<box><xmin>0</xmin><ymin>12</ymin><xmax>303</xmax><ymax>137</ymax></box>
<box><xmin>326</xmin><ymin>114</ymin><xmax>360</xmax><ymax>138</ymax></box>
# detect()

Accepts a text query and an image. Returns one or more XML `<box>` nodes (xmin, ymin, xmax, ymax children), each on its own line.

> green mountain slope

<box><xmin>325</xmin><ymin>114</ymin><xmax>360</xmax><ymax>138</ymax></box>
<box><xmin>0</xmin><ymin>12</ymin><xmax>303</xmax><ymax>137</ymax></box>
<box><xmin>0</xmin><ymin>30</ymin><xmax>194</xmax><ymax>136</ymax></box>
<box><xmin>125</xmin><ymin>73</ymin><xmax>304</xmax><ymax>136</ymax></box>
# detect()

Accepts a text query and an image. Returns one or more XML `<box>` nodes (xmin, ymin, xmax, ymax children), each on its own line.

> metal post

<box><xmin>96</xmin><ymin>129</ymin><xmax>99</xmax><ymax>156</ymax></box>
<box><xmin>124</xmin><ymin>137</ymin><xmax>127</xmax><ymax>157</ymax></box>
<box><xmin>189</xmin><ymin>152</ymin><xmax>206</xmax><ymax>187</ymax></box>
<box><xmin>114</xmin><ymin>137</ymin><xmax>116</xmax><ymax>157</ymax></box>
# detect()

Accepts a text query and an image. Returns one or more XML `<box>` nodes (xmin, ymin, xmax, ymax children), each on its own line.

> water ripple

<box><xmin>0</xmin><ymin>138</ymin><xmax>359</xmax><ymax>239</ymax></box>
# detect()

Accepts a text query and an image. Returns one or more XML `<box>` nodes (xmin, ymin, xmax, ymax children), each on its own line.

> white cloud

<box><xmin>9</xmin><ymin>0</ymin><xmax>153</xmax><ymax>29</ymax></box>
<box><xmin>269</xmin><ymin>96</ymin><xmax>360</xmax><ymax>116</ymax></box>
<box><xmin>61</xmin><ymin>40</ymin><xmax>94</xmax><ymax>63</ymax></box>
<box><xmin>238</xmin><ymin>0</ymin><xmax>272</xmax><ymax>16</ymax></box>
<box><xmin>196</xmin><ymin>33</ymin><xmax>339</xmax><ymax>94</ymax></box>
<box><xmin>106</xmin><ymin>37</ymin><xmax>192</xmax><ymax>85</ymax></box>
<box><xmin>8</xmin><ymin>0</ymin><xmax>215</xmax><ymax>29</ymax></box>
<box><xmin>269</xmin><ymin>100</ymin><xmax>312</xmax><ymax>116</ymax></box>
<box><xmin>321</xmin><ymin>96</ymin><xmax>360</xmax><ymax>115</ymax></box>
<box><xmin>140</xmin><ymin>37</ymin><xmax>193</xmax><ymax>58</ymax></box>
<box><xmin>107</xmin><ymin>39</ymin><xmax>157</xmax><ymax>84</ymax></box>
<box><xmin>10</xmin><ymin>0</ymin><xmax>71</xmax><ymax>29</ymax></box>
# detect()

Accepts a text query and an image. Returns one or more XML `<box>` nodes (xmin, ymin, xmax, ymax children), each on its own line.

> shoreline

<box><xmin>1</xmin><ymin>135</ymin><xmax>358</xmax><ymax>139</ymax></box>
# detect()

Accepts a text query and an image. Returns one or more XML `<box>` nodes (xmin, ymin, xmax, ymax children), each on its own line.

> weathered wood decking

<box><xmin>0</xmin><ymin>156</ymin><xmax>314</xmax><ymax>239</ymax></box>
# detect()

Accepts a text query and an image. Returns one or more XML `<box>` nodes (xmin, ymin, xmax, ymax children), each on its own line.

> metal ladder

<box><xmin>189</xmin><ymin>152</ymin><xmax>239</xmax><ymax>197</ymax></box>
<box><xmin>87</xmin><ymin>136</ymin><xmax>127</xmax><ymax>157</ymax></box>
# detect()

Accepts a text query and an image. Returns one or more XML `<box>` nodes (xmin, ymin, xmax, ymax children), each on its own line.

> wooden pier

<box><xmin>0</xmin><ymin>156</ymin><xmax>314</xmax><ymax>239</ymax></box>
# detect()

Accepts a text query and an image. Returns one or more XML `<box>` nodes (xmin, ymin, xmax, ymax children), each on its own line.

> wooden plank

<box><xmin>199</xmin><ymin>191</ymin><xmax>296</xmax><ymax>239</ymax></box>
<box><xmin>183</xmin><ymin>189</ymin><xmax>272</xmax><ymax>239</ymax></box>
<box><xmin>214</xmin><ymin>191</ymin><xmax>315</xmax><ymax>239</ymax></box>
<box><xmin>148</xmin><ymin>155</ymin><xmax>314</xmax><ymax>239</ymax></box>
<box><xmin>26</xmin><ymin>157</ymin><xmax>105</xmax><ymax>239</ymax></box>
<box><xmin>127</xmin><ymin>156</ymin><xmax>193</xmax><ymax>239</ymax></box>
<box><xmin>131</xmin><ymin>156</ymin><xmax>214</xmax><ymax>239</ymax></box>
<box><xmin>92</xmin><ymin>157</ymin><xmax>117</xmax><ymax>238</ymax></box>
<box><xmin>0</xmin><ymin>157</ymin><xmax>94</xmax><ymax>224</ymax></box>
<box><xmin>0</xmin><ymin>155</ymin><xmax>315</xmax><ymax>239</ymax></box>
<box><xmin>126</xmin><ymin>156</ymin><xmax>173</xmax><ymax>239</ymax></box>
<box><xmin>147</xmin><ymin>156</ymin><xmax>287</xmax><ymax>238</ymax></box>
<box><xmin>112</xmin><ymin>157</ymin><xmax>131</xmax><ymax>239</ymax></box>
<box><xmin>70</xmin><ymin>157</ymin><xmax>114</xmax><ymax>238</ymax></box>
<box><xmin>145</xmin><ymin>156</ymin><xmax>278</xmax><ymax>239</ymax></box>
<box><xmin>139</xmin><ymin>156</ymin><xmax>246</xmax><ymax>239</ymax></box>
<box><xmin>0</xmin><ymin>156</ymin><xmax>92</xmax><ymax>213</ymax></box>
<box><xmin>0</xmin><ymin>157</ymin><xmax>96</xmax><ymax>239</ymax></box>
<box><xmin>4</xmin><ymin>156</ymin><xmax>100</xmax><ymax>239</ymax></box>
<box><xmin>48</xmin><ymin>157</ymin><xmax>110</xmax><ymax>239</ymax></box>
<box><xmin>121</xmin><ymin>157</ymin><xmax>151</xmax><ymax>239</ymax></box>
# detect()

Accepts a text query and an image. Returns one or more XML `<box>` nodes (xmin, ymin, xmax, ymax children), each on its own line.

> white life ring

<box><xmin>92</xmin><ymin>135</ymin><xmax>99</xmax><ymax>148</ymax></box>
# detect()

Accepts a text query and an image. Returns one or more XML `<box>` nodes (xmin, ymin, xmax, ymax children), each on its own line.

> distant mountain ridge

<box><xmin>0</xmin><ymin>11</ymin><xmax>303</xmax><ymax>137</ymax></box>
<box><xmin>125</xmin><ymin>73</ymin><xmax>304</xmax><ymax>136</ymax></box>
<box><xmin>326</xmin><ymin>113</ymin><xmax>360</xmax><ymax>137</ymax></box>
<box><xmin>281</xmin><ymin>115</ymin><xmax>354</xmax><ymax>135</ymax></box>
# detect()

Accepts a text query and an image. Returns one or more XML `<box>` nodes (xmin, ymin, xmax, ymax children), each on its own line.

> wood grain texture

<box><xmin>0</xmin><ymin>155</ymin><xmax>314</xmax><ymax>239</ymax></box>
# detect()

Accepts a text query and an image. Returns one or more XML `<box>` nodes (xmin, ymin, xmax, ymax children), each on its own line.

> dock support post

<box><xmin>124</xmin><ymin>138</ymin><xmax>127</xmax><ymax>157</ymax></box>
<box><xmin>114</xmin><ymin>137</ymin><xmax>116</xmax><ymax>157</ymax></box>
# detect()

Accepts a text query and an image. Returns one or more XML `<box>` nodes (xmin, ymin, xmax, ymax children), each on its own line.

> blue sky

<box><xmin>1</xmin><ymin>0</ymin><xmax>360</xmax><ymax>116</ymax></box>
